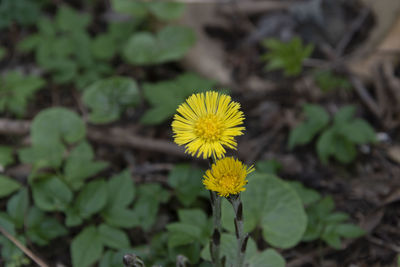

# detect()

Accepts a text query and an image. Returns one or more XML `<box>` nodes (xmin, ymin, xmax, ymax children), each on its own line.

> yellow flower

<box><xmin>171</xmin><ymin>91</ymin><xmax>245</xmax><ymax>159</ymax></box>
<box><xmin>203</xmin><ymin>157</ymin><xmax>254</xmax><ymax>197</ymax></box>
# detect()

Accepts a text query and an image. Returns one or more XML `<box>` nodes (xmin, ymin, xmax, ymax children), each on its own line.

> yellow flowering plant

<box><xmin>172</xmin><ymin>91</ymin><xmax>254</xmax><ymax>267</ymax></box>
<box><xmin>171</xmin><ymin>91</ymin><xmax>245</xmax><ymax>159</ymax></box>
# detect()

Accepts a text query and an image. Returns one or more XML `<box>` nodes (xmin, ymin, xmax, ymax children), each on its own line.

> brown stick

<box><xmin>350</xmin><ymin>76</ymin><xmax>382</xmax><ymax>119</ymax></box>
<box><xmin>0</xmin><ymin>119</ymin><xmax>187</xmax><ymax>158</ymax></box>
<box><xmin>0</xmin><ymin>226</ymin><xmax>49</xmax><ymax>267</ymax></box>
<box><xmin>0</xmin><ymin>119</ymin><xmax>30</xmax><ymax>135</ymax></box>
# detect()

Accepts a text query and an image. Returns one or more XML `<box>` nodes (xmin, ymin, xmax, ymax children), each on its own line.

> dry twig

<box><xmin>0</xmin><ymin>226</ymin><xmax>49</xmax><ymax>267</ymax></box>
<box><xmin>0</xmin><ymin>119</ymin><xmax>187</xmax><ymax>158</ymax></box>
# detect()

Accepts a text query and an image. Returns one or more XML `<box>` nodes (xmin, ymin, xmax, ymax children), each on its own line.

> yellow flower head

<box><xmin>171</xmin><ymin>91</ymin><xmax>245</xmax><ymax>159</ymax></box>
<box><xmin>203</xmin><ymin>157</ymin><xmax>254</xmax><ymax>197</ymax></box>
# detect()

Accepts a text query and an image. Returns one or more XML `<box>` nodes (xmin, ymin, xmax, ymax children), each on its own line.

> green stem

<box><xmin>229</xmin><ymin>195</ymin><xmax>248</xmax><ymax>267</ymax></box>
<box><xmin>210</xmin><ymin>190</ymin><xmax>222</xmax><ymax>267</ymax></box>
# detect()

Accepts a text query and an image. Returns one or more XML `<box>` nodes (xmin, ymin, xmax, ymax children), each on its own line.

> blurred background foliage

<box><xmin>0</xmin><ymin>0</ymin><xmax>393</xmax><ymax>266</ymax></box>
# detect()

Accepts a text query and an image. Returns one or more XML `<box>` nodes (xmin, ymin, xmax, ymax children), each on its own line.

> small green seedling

<box><xmin>313</xmin><ymin>70</ymin><xmax>351</xmax><ymax>92</ymax></box>
<box><xmin>289</xmin><ymin>104</ymin><xmax>376</xmax><ymax>164</ymax></box>
<box><xmin>290</xmin><ymin>181</ymin><xmax>365</xmax><ymax>249</ymax></box>
<box><xmin>0</xmin><ymin>71</ymin><xmax>45</xmax><ymax>117</ymax></box>
<box><xmin>261</xmin><ymin>37</ymin><xmax>313</xmax><ymax>76</ymax></box>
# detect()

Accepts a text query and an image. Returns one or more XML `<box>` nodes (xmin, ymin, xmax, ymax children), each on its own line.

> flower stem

<box><xmin>229</xmin><ymin>195</ymin><xmax>248</xmax><ymax>267</ymax></box>
<box><xmin>210</xmin><ymin>190</ymin><xmax>222</xmax><ymax>267</ymax></box>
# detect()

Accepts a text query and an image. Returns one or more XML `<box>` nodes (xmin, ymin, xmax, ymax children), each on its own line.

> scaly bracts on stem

<box><xmin>229</xmin><ymin>195</ymin><xmax>249</xmax><ymax>267</ymax></box>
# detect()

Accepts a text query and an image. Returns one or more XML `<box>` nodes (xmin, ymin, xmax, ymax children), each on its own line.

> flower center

<box><xmin>195</xmin><ymin>115</ymin><xmax>223</xmax><ymax>142</ymax></box>
<box><xmin>219</xmin><ymin>174</ymin><xmax>237</xmax><ymax>191</ymax></box>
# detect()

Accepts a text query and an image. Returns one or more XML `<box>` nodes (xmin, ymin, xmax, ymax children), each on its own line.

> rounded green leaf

<box><xmin>123</xmin><ymin>33</ymin><xmax>157</xmax><ymax>65</ymax></box>
<box><xmin>148</xmin><ymin>2</ymin><xmax>185</xmax><ymax>20</ymax></box>
<box><xmin>222</xmin><ymin>173</ymin><xmax>307</xmax><ymax>249</ymax></box>
<box><xmin>71</xmin><ymin>226</ymin><xmax>103</xmax><ymax>267</ymax></box>
<box><xmin>83</xmin><ymin>77</ymin><xmax>139</xmax><ymax>124</ymax></box>
<box><xmin>31</xmin><ymin>107</ymin><xmax>86</xmax><ymax>145</ymax></box>
<box><xmin>0</xmin><ymin>175</ymin><xmax>21</xmax><ymax>198</ymax></box>
<box><xmin>157</xmin><ymin>26</ymin><xmax>195</xmax><ymax>62</ymax></box>
<box><xmin>123</xmin><ymin>26</ymin><xmax>195</xmax><ymax>65</ymax></box>
<box><xmin>247</xmin><ymin>249</ymin><xmax>285</xmax><ymax>267</ymax></box>
<box><xmin>111</xmin><ymin>0</ymin><xmax>148</xmax><ymax>18</ymax></box>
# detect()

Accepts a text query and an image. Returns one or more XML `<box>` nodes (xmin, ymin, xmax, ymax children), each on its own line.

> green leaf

<box><xmin>322</xmin><ymin>230</ymin><xmax>342</xmax><ymax>249</ymax></box>
<box><xmin>148</xmin><ymin>2</ymin><xmax>185</xmax><ymax>20</ymax></box>
<box><xmin>0</xmin><ymin>175</ymin><xmax>21</xmax><ymax>198</ymax></box>
<box><xmin>262</xmin><ymin>37</ymin><xmax>313</xmax><ymax>76</ymax></box>
<box><xmin>0</xmin><ymin>234</ymin><xmax>27</xmax><ymax>264</ymax></box>
<box><xmin>332</xmin><ymin>136</ymin><xmax>357</xmax><ymax>164</ymax></box>
<box><xmin>133</xmin><ymin>183</ymin><xmax>170</xmax><ymax>231</ymax></box>
<box><xmin>0</xmin><ymin>0</ymin><xmax>41</xmax><ymax>29</ymax></box>
<box><xmin>167</xmin><ymin>209</ymin><xmax>211</xmax><ymax>248</ymax></box>
<box><xmin>178</xmin><ymin>209</ymin><xmax>209</xmax><ymax>228</ymax></box>
<box><xmin>105</xmin><ymin>169</ymin><xmax>135</xmax><ymax>210</ymax></box>
<box><xmin>31</xmin><ymin>107</ymin><xmax>86</xmax><ymax>146</ymax></box>
<box><xmin>102</xmin><ymin>207</ymin><xmax>138</xmax><ymax>228</ymax></box>
<box><xmin>288</xmin><ymin>181</ymin><xmax>321</xmax><ymax>206</ymax></box>
<box><xmin>91</xmin><ymin>34</ymin><xmax>117</xmax><ymax>60</ymax></box>
<box><xmin>0</xmin><ymin>46</ymin><xmax>6</xmax><ymax>60</ymax></box>
<box><xmin>111</xmin><ymin>0</ymin><xmax>148</xmax><ymax>18</ymax></box>
<box><xmin>222</xmin><ymin>173</ymin><xmax>307</xmax><ymax>249</ymax></box>
<box><xmin>141</xmin><ymin>73</ymin><xmax>216</xmax><ymax>124</ymax></box>
<box><xmin>313</xmin><ymin>196</ymin><xmax>335</xmax><ymax>217</ymax></box>
<box><xmin>100</xmin><ymin>250</ymin><xmax>132</xmax><ymax>267</ymax></box>
<box><xmin>76</xmin><ymin>179</ymin><xmax>108</xmax><ymax>219</ymax></box>
<box><xmin>32</xmin><ymin>176</ymin><xmax>73</xmax><ymax>211</ymax></box>
<box><xmin>101</xmin><ymin>170</ymin><xmax>136</xmax><ymax>228</ymax></box>
<box><xmin>316</xmin><ymin>128</ymin><xmax>335</xmax><ymax>164</ymax></box>
<box><xmin>111</xmin><ymin>0</ymin><xmax>184</xmax><ymax>20</ymax></box>
<box><xmin>64</xmin><ymin>141</ymin><xmax>108</xmax><ymax>190</ymax></box>
<box><xmin>65</xmin><ymin>207</ymin><xmax>83</xmax><ymax>227</ymax></box>
<box><xmin>167</xmin><ymin>223</ymin><xmax>202</xmax><ymax>247</ymax></box>
<box><xmin>335</xmin><ymin>223</ymin><xmax>365</xmax><ymax>238</ymax></box>
<box><xmin>168</xmin><ymin>164</ymin><xmax>205</xmax><ymax>206</ymax></box>
<box><xmin>71</xmin><ymin>226</ymin><xmax>103</xmax><ymax>267</ymax></box>
<box><xmin>313</xmin><ymin>70</ymin><xmax>351</xmax><ymax>92</ymax></box>
<box><xmin>0</xmin><ymin>146</ymin><xmax>14</xmax><ymax>169</ymax></box>
<box><xmin>0</xmin><ymin>71</ymin><xmax>45</xmax><ymax>117</ymax></box>
<box><xmin>98</xmin><ymin>224</ymin><xmax>130</xmax><ymax>249</ymax></box>
<box><xmin>83</xmin><ymin>77</ymin><xmax>140</xmax><ymax>124</ymax></box>
<box><xmin>0</xmin><ymin>212</ymin><xmax>16</xmax><ymax>235</ymax></box>
<box><xmin>123</xmin><ymin>32</ymin><xmax>158</xmax><ymax>64</ymax></box>
<box><xmin>17</xmin><ymin>34</ymin><xmax>41</xmax><ymax>52</ymax></box>
<box><xmin>18</xmin><ymin>142</ymin><xmax>65</xmax><ymax>169</ymax></box>
<box><xmin>247</xmin><ymin>249</ymin><xmax>285</xmax><ymax>267</ymax></box>
<box><xmin>7</xmin><ymin>188</ymin><xmax>29</xmax><ymax>228</ymax></box>
<box><xmin>123</xmin><ymin>25</ymin><xmax>195</xmax><ymax>65</ymax></box>
<box><xmin>288</xmin><ymin>104</ymin><xmax>329</xmax><ymax>149</ymax></box>
<box><xmin>56</xmin><ymin>5</ymin><xmax>91</xmax><ymax>32</ymax></box>
<box><xmin>256</xmin><ymin>160</ymin><xmax>282</xmax><ymax>175</ymax></box>
<box><xmin>201</xmin><ymin>234</ymin><xmax>258</xmax><ymax>266</ymax></box>
<box><xmin>26</xmin><ymin>206</ymin><xmax>67</xmax><ymax>246</ymax></box>
<box><xmin>339</xmin><ymin>119</ymin><xmax>376</xmax><ymax>145</ymax></box>
<box><xmin>323</xmin><ymin>212</ymin><xmax>349</xmax><ymax>223</ymax></box>
<box><xmin>334</xmin><ymin>105</ymin><xmax>356</xmax><ymax>125</ymax></box>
